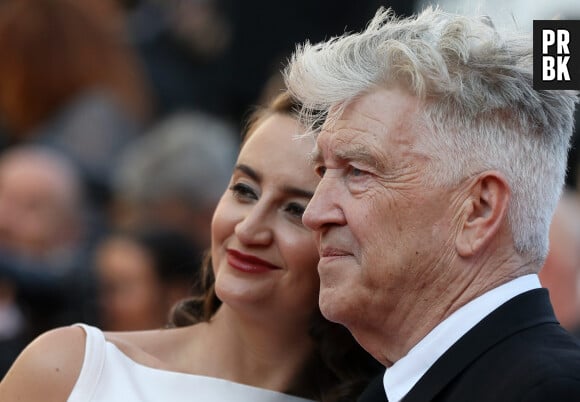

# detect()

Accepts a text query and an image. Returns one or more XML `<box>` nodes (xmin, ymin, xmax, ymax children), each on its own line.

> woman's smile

<box><xmin>226</xmin><ymin>248</ymin><xmax>281</xmax><ymax>273</ymax></box>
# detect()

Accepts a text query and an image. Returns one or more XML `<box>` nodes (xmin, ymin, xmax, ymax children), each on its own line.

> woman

<box><xmin>0</xmin><ymin>92</ymin><xmax>381</xmax><ymax>401</ymax></box>
<box><xmin>94</xmin><ymin>226</ymin><xmax>201</xmax><ymax>332</ymax></box>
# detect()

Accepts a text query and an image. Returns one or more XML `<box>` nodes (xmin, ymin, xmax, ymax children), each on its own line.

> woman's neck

<box><xmin>185</xmin><ymin>304</ymin><xmax>317</xmax><ymax>394</ymax></box>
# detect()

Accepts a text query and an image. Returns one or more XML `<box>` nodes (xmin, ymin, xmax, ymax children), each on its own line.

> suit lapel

<box><xmin>403</xmin><ymin>289</ymin><xmax>557</xmax><ymax>402</ymax></box>
<box><xmin>358</xmin><ymin>372</ymin><xmax>388</xmax><ymax>402</ymax></box>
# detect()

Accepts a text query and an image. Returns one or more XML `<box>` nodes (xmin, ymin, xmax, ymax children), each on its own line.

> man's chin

<box><xmin>319</xmin><ymin>287</ymin><xmax>353</xmax><ymax>326</ymax></box>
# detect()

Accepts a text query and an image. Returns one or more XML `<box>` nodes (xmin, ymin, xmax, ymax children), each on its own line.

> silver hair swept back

<box><xmin>284</xmin><ymin>6</ymin><xmax>579</xmax><ymax>264</ymax></box>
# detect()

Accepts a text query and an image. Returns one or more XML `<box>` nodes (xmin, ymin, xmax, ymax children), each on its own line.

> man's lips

<box><xmin>319</xmin><ymin>247</ymin><xmax>352</xmax><ymax>258</ymax></box>
<box><xmin>226</xmin><ymin>249</ymin><xmax>281</xmax><ymax>273</ymax></box>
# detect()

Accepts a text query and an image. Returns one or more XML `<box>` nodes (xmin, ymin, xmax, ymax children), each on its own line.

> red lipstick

<box><xmin>226</xmin><ymin>249</ymin><xmax>281</xmax><ymax>273</ymax></box>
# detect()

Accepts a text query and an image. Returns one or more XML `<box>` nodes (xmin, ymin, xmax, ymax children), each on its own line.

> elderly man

<box><xmin>0</xmin><ymin>145</ymin><xmax>95</xmax><ymax>377</ymax></box>
<box><xmin>285</xmin><ymin>7</ymin><xmax>580</xmax><ymax>402</ymax></box>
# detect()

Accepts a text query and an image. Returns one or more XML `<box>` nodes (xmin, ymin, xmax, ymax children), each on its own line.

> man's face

<box><xmin>0</xmin><ymin>154</ymin><xmax>78</xmax><ymax>258</ymax></box>
<box><xmin>303</xmin><ymin>87</ymin><xmax>462</xmax><ymax>339</ymax></box>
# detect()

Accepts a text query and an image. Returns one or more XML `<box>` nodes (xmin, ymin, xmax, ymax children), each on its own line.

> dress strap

<box><xmin>67</xmin><ymin>324</ymin><xmax>106</xmax><ymax>402</ymax></box>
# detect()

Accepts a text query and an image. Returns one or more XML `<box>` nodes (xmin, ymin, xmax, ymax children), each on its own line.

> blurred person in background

<box><xmin>539</xmin><ymin>191</ymin><xmax>580</xmax><ymax>337</ymax></box>
<box><xmin>111</xmin><ymin>111</ymin><xmax>238</xmax><ymax>250</ymax></box>
<box><xmin>0</xmin><ymin>146</ymin><xmax>84</xmax><ymax>261</ymax></box>
<box><xmin>567</xmin><ymin>107</ymin><xmax>580</xmax><ymax>190</ymax></box>
<box><xmin>0</xmin><ymin>91</ymin><xmax>381</xmax><ymax>401</ymax></box>
<box><xmin>0</xmin><ymin>0</ymin><xmax>153</xmax><ymax>208</ymax></box>
<box><xmin>93</xmin><ymin>226</ymin><xmax>201</xmax><ymax>332</ymax></box>
<box><xmin>0</xmin><ymin>145</ymin><xmax>97</xmax><ymax>378</ymax></box>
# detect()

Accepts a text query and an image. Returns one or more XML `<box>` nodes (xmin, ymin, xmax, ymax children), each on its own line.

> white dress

<box><xmin>68</xmin><ymin>324</ymin><xmax>317</xmax><ymax>402</ymax></box>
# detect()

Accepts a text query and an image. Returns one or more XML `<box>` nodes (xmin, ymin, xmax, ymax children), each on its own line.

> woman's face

<box><xmin>211</xmin><ymin>113</ymin><xmax>320</xmax><ymax>324</ymax></box>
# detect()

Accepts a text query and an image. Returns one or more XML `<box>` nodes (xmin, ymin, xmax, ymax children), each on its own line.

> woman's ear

<box><xmin>456</xmin><ymin>171</ymin><xmax>510</xmax><ymax>257</ymax></box>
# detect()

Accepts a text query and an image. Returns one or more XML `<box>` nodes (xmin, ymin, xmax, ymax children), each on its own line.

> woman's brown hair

<box><xmin>170</xmin><ymin>91</ymin><xmax>381</xmax><ymax>402</ymax></box>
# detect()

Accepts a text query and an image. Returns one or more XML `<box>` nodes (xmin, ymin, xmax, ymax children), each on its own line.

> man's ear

<box><xmin>456</xmin><ymin>171</ymin><xmax>510</xmax><ymax>257</ymax></box>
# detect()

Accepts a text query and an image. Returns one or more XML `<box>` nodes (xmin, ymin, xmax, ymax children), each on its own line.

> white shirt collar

<box><xmin>383</xmin><ymin>274</ymin><xmax>541</xmax><ymax>402</ymax></box>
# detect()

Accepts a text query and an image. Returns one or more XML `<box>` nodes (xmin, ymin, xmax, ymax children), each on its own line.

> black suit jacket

<box><xmin>358</xmin><ymin>289</ymin><xmax>580</xmax><ymax>402</ymax></box>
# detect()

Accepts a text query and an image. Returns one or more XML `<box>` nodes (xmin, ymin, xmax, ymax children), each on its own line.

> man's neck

<box><xmin>357</xmin><ymin>251</ymin><xmax>539</xmax><ymax>366</ymax></box>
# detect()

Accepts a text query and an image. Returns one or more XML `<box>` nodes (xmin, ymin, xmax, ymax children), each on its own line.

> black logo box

<box><xmin>533</xmin><ymin>20</ymin><xmax>580</xmax><ymax>90</ymax></box>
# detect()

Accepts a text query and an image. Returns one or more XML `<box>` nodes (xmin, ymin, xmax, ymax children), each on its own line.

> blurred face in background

<box><xmin>0</xmin><ymin>148</ymin><xmax>82</xmax><ymax>259</ymax></box>
<box><xmin>95</xmin><ymin>236</ymin><xmax>170</xmax><ymax>331</ymax></box>
<box><xmin>539</xmin><ymin>196</ymin><xmax>580</xmax><ymax>331</ymax></box>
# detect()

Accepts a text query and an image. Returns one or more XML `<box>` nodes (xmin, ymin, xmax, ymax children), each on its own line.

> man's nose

<box><xmin>303</xmin><ymin>173</ymin><xmax>346</xmax><ymax>231</ymax></box>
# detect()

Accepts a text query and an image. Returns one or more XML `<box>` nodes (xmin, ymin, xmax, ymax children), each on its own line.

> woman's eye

<box><xmin>230</xmin><ymin>183</ymin><xmax>258</xmax><ymax>201</ymax></box>
<box><xmin>285</xmin><ymin>202</ymin><xmax>306</xmax><ymax>218</ymax></box>
<box><xmin>315</xmin><ymin>165</ymin><xmax>327</xmax><ymax>178</ymax></box>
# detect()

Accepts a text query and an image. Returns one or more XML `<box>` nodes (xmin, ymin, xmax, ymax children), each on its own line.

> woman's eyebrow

<box><xmin>236</xmin><ymin>163</ymin><xmax>313</xmax><ymax>198</ymax></box>
<box><xmin>281</xmin><ymin>186</ymin><xmax>314</xmax><ymax>199</ymax></box>
<box><xmin>234</xmin><ymin>164</ymin><xmax>261</xmax><ymax>182</ymax></box>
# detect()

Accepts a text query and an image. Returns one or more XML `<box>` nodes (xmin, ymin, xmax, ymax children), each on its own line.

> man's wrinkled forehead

<box><xmin>308</xmin><ymin>139</ymin><xmax>323</xmax><ymax>167</ymax></box>
<box><xmin>321</xmin><ymin>100</ymin><xmax>351</xmax><ymax>133</ymax></box>
<box><xmin>308</xmin><ymin>122</ymin><xmax>386</xmax><ymax>173</ymax></box>
<box><xmin>304</xmin><ymin>101</ymin><xmax>345</xmax><ymax>165</ymax></box>
<box><xmin>306</xmin><ymin>89</ymin><xmax>425</xmax><ymax>170</ymax></box>
<box><xmin>308</xmin><ymin>124</ymin><xmax>340</xmax><ymax>167</ymax></box>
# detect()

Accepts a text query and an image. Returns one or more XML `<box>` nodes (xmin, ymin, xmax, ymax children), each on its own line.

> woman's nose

<box><xmin>234</xmin><ymin>204</ymin><xmax>273</xmax><ymax>246</ymax></box>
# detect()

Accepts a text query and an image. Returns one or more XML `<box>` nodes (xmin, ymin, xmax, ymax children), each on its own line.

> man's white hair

<box><xmin>285</xmin><ymin>6</ymin><xmax>579</xmax><ymax>264</ymax></box>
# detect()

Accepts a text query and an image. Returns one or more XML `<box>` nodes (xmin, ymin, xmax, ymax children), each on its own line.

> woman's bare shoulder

<box><xmin>103</xmin><ymin>324</ymin><xmax>200</xmax><ymax>370</ymax></box>
<box><xmin>0</xmin><ymin>326</ymin><xmax>86</xmax><ymax>402</ymax></box>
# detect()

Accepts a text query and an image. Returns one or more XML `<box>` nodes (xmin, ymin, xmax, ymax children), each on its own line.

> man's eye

<box><xmin>349</xmin><ymin>166</ymin><xmax>366</xmax><ymax>177</ymax></box>
<box><xmin>230</xmin><ymin>183</ymin><xmax>258</xmax><ymax>200</ymax></box>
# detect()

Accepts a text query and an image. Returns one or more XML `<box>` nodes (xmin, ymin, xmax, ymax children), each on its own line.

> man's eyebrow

<box><xmin>335</xmin><ymin>145</ymin><xmax>385</xmax><ymax>171</ymax></box>
<box><xmin>308</xmin><ymin>141</ymin><xmax>385</xmax><ymax>171</ymax></box>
